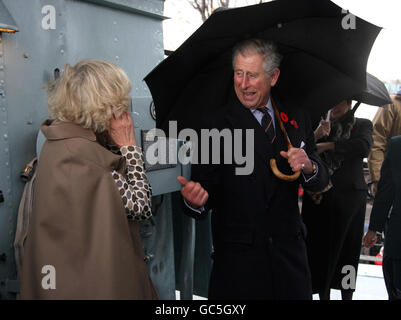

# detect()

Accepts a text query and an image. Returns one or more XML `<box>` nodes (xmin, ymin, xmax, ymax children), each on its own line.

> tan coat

<box><xmin>20</xmin><ymin>120</ymin><xmax>158</xmax><ymax>300</ymax></box>
<box><xmin>368</xmin><ymin>95</ymin><xmax>401</xmax><ymax>182</ymax></box>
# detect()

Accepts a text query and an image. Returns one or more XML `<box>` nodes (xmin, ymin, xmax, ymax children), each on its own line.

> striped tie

<box><xmin>259</xmin><ymin>108</ymin><xmax>276</xmax><ymax>143</ymax></box>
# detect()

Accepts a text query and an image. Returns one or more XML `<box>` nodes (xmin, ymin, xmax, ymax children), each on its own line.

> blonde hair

<box><xmin>47</xmin><ymin>59</ymin><xmax>131</xmax><ymax>132</ymax></box>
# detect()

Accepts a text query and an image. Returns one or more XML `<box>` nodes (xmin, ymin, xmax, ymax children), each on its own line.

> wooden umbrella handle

<box><xmin>270</xmin><ymin>158</ymin><xmax>301</xmax><ymax>181</ymax></box>
<box><xmin>269</xmin><ymin>99</ymin><xmax>301</xmax><ymax>181</ymax></box>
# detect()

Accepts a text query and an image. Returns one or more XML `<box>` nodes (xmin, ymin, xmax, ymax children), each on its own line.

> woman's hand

<box><xmin>314</xmin><ymin>120</ymin><xmax>331</xmax><ymax>141</ymax></box>
<box><xmin>109</xmin><ymin>112</ymin><xmax>137</xmax><ymax>147</ymax></box>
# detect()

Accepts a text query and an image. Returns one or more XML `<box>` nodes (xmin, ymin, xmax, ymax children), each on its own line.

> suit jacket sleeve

<box><xmin>335</xmin><ymin>118</ymin><xmax>373</xmax><ymax>158</ymax></box>
<box><xmin>181</xmin><ymin>162</ymin><xmax>221</xmax><ymax>220</ymax></box>
<box><xmin>300</xmin><ymin>111</ymin><xmax>329</xmax><ymax>193</ymax></box>
<box><xmin>369</xmin><ymin>139</ymin><xmax>395</xmax><ymax>232</ymax></box>
<box><xmin>181</xmin><ymin>111</ymin><xmax>224</xmax><ymax>219</ymax></box>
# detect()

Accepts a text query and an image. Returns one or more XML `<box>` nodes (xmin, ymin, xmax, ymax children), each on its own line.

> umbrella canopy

<box><xmin>145</xmin><ymin>0</ymin><xmax>381</xmax><ymax>134</ymax></box>
<box><xmin>354</xmin><ymin>72</ymin><xmax>392</xmax><ymax>107</ymax></box>
<box><xmin>311</xmin><ymin>72</ymin><xmax>391</xmax><ymax>126</ymax></box>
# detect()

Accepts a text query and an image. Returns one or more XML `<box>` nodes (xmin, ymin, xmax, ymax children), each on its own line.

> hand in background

<box><xmin>314</xmin><ymin>120</ymin><xmax>331</xmax><ymax>140</ymax></box>
<box><xmin>109</xmin><ymin>112</ymin><xmax>137</xmax><ymax>147</ymax></box>
<box><xmin>363</xmin><ymin>230</ymin><xmax>378</xmax><ymax>248</ymax></box>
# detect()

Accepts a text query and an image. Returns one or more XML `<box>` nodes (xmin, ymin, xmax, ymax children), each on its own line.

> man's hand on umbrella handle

<box><xmin>363</xmin><ymin>230</ymin><xmax>378</xmax><ymax>248</ymax></box>
<box><xmin>177</xmin><ymin>176</ymin><xmax>208</xmax><ymax>209</ymax></box>
<box><xmin>280</xmin><ymin>148</ymin><xmax>313</xmax><ymax>174</ymax></box>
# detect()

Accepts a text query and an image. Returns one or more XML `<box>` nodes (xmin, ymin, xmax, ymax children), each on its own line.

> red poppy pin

<box><xmin>290</xmin><ymin>119</ymin><xmax>299</xmax><ymax>129</ymax></box>
<box><xmin>280</xmin><ymin>112</ymin><xmax>299</xmax><ymax>129</ymax></box>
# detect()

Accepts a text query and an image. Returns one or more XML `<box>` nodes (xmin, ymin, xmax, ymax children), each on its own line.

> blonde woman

<box><xmin>20</xmin><ymin>60</ymin><xmax>158</xmax><ymax>299</ymax></box>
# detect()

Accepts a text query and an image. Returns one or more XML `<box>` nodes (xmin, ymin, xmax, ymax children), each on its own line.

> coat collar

<box><xmin>226</xmin><ymin>96</ymin><xmax>273</xmax><ymax>161</ymax></box>
<box><xmin>224</xmin><ymin>94</ymin><xmax>291</xmax><ymax>163</ymax></box>
<box><xmin>40</xmin><ymin>119</ymin><xmax>125</xmax><ymax>173</ymax></box>
<box><xmin>224</xmin><ymin>95</ymin><xmax>282</xmax><ymax>204</ymax></box>
<box><xmin>41</xmin><ymin>119</ymin><xmax>97</xmax><ymax>142</ymax></box>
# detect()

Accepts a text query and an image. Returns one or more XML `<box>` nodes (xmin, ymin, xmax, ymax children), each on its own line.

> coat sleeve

<box><xmin>181</xmin><ymin>111</ymin><xmax>224</xmax><ymax>220</ymax></box>
<box><xmin>334</xmin><ymin>118</ymin><xmax>373</xmax><ymax>158</ymax></box>
<box><xmin>368</xmin><ymin>104</ymin><xmax>396</xmax><ymax>182</ymax></box>
<box><xmin>300</xmin><ymin>111</ymin><xmax>329</xmax><ymax>193</ymax></box>
<box><xmin>181</xmin><ymin>162</ymin><xmax>221</xmax><ymax>220</ymax></box>
<box><xmin>368</xmin><ymin>138</ymin><xmax>395</xmax><ymax>232</ymax></box>
<box><xmin>112</xmin><ymin>145</ymin><xmax>152</xmax><ymax>220</ymax></box>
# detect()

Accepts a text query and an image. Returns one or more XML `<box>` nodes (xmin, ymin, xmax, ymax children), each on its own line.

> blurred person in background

<box><xmin>368</xmin><ymin>90</ymin><xmax>401</xmax><ymax>195</ymax></box>
<box><xmin>364</xmin><ymin>135</ymin><xmax>401</xmax><ymax>301</ymax></box>
<box><xmin>302</xmin><ymin>99</ymin><xmax>373</xmax><ymax>300</ymax></box>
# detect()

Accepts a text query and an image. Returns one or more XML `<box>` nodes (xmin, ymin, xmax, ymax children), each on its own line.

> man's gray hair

<box><xmin>232</xmin><ymin>39</ymin><xmax>283</xmax><ymax>76</ymax></box>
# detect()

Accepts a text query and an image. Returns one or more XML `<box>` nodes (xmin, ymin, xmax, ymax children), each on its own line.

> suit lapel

<box><xmin>272</xmin><ymin>95</ymin><xmax>303</xmax><ymax>150</ymax></box>
<box><xmin>224</xmin><ymin>97</ymin><xmax>282</xmax><ymax>207</ymax></box>
<box><xmin>224</xmin><ymin>97</ymin><xmax>274</xmax><ymax>171</ymax></box>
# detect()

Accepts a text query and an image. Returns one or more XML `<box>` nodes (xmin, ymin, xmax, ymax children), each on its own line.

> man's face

<box><xmin>233</xmin><ymin>52</ymin><xmax>280</xmax><ymax>109</ymax></box>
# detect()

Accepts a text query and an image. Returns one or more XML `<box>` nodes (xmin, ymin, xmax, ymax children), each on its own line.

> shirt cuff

<box><xmin>183</xmin><ymin>198</ymin><xmax>205</xmax><ymax>214</ymax></box>
<box><xmin>302</xmin><ymin>161</ymin><xmax>319</xmax><ymax>183</ymax></box>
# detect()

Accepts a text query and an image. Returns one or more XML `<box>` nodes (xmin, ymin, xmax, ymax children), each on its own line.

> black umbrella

<box><xmin>312</xmin><ymin>72</ymin><xmax>391</xmax><ymax>125</ymax></box>
<box><xmin>347</xmin><ymin>72</ymin><xmax>392</xmax><ymax>120</ymax></box>
<box><xmin>354</xmin><ymin>72</ymin><xmax>392</xmax><ymax>107</ymax></box>
<box><xmin>145</xmin><ymin>0</ymin><xmax>381</xmax><ymax>134</ymax></box>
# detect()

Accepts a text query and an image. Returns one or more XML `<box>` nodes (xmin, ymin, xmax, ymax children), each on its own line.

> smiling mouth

<box><xmin>243</xmin><ymin>92</ymin><xmax>256</xmax><ymax>98</ymax></box>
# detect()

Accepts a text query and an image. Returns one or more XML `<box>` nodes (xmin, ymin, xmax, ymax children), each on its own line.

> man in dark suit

<box><xmin>363</xmin><ymin>135</ymin><xmax>401</xmax><ymax>300</ymax></box>
<box><xmin>177</xmin><ymin>39</ymin><xmax>329</xmax><ymax>299</ymax></box>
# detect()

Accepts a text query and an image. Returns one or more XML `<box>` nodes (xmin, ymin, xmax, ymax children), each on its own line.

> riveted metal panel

<box><xmin>0</xmin><ymin>31</ymin><xmax>16</xmax><ymax>299</ymax></box>
<box><xmin>79</xmin><ymin>0</ymin><xmax>167</xmax><ymax>20</ymax></box>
